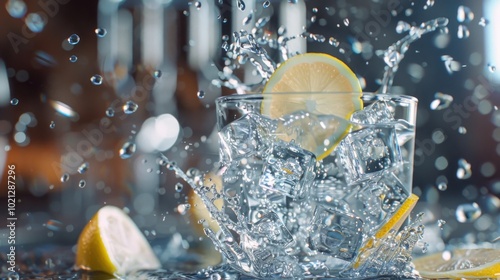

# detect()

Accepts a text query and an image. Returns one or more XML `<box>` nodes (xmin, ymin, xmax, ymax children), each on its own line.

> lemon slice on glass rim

<box><xmin>75</xmin><ymin>205</ymin><xmax>161</xmax><ymax>276</ymax></box>
<box><xmin>261</xmin><ymin>53</ymin><xmax>363</xmax><ymax>160</ymax></box>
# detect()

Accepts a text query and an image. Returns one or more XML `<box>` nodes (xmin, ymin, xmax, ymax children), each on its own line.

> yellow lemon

<box><xmin>75</xmin><ymin>205</ymin><xmax>161</xmax><ymax>276</ymax></box>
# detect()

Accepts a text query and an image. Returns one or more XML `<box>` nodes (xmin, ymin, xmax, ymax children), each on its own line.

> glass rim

<box><xmin>216</xmin><ymin>92</ymin><xmax>418</xmax><ymax>104</ymax></box>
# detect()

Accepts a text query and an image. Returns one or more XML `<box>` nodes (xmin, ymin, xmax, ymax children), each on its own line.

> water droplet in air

<box><xmin>166</xmin><ymin>161</ymin><xmax>176</xmax><ymax>170</ymax></box>
<box><xmin>105</xmin><ymin>107</ymin><xmax>115</xmax><ymax>117</ymax></box>
<box><xmin>90</xmin><ymin>74</ymin><xmax>103</xmax><ymax>85</ymax></box>
<box><xmin>67</xmin><ymin>34</ymin><xmax>80</xmax><ymax>45</ymax></box>
<box><xmin>237</xmin><ymin>0</ymin><xmax>245</xmax><ymax>11</ymax></box>
<box><xmin>457</xmin><ymin>25</ymin><xmax>470</xmax><ymax>39</ymax></box>
<box><xmin>343</xmin><ymin>18</ymin><xmax>350</xmax><ymax>26</ymax></box>
<box><xmin>6</xmin><ymin>0</ymin><xmax>27</xmax><ymax>18</ymax></box>
<box><xmin>458</xmin><ymin>126</ymin><xmax>467</xmax><ymax>134</ymax></box>
<box><xmin>210</xmin><ymin>273</ymin><xmax>222</xmax><ymax>280</ymax></box>
<box><xmin>488</xmin><ymin>64</ymin><xmax>496</xmax><ymax>73</ymax></box>
<box><xmin>437</xmin><ymin>219</ymin><xmax>446</xmax><ymax>229</ymax></box>
<box><xmin>456</xmin><ymin>158</ymin><xmax>472</xmax><ymax>179</ymax></box>
<box><xmin>61</xmin><ymin>173</ymin><xmax>69</xmax><ymax>182</ymax></box>
<box><xmin>328</xmin><ymin>37</ymin><xmax>340</xmax><ymax>47</ymax></box>
<box><xmin>197</xmin><ymin>90</ymin><xmax>205</xmax><ymax>99</ymax></box>
<box><xmin>437</xmin><ymin>182</ymin><xmax>448</xmax><ymax>191</ymax></box>
<box><xmin>77</xmin><ymin>162</ymin><xmax>89</xmax><ymax>174</ymax></box>
<box><xmin>7</xmin><ymin>271</ymin><xmax>20</xmax><ymax>280</ymax></box>
<box><xmin>430</xmin><ymin>92</ymin><xmax>453</xmax><ymax>110</ymax></box>
<box><xmin>25</xmin><ymin>13</ymin><xmax>45</xmax><ymax>32</ymax></box>
<box><xmin>78</xmin><ymin>179</ymin><xmax>86</xmax><ymax>188</ymax></box>
<box><xmin>441</xmin><ymin>55</ymin><xmax>461</xmax><ymax>74</ymax></box>
<box><xmin>95</xmin><ymin>27</ymin><xmax>107</xmax><ymax>37</ymax></box>
<box><xmin>421</xmin><ymin>242</ymin><xmax>429</xmax><ymax>253</ymax></box>
<box><xmin>10</xmin><ymin>98</ymin><xmax>19</xmax><ymax>105</ymax></box>
<box><xmin>154</xmin><ymin>70</ymin><xmax>162</xmax><ymax>78</ymax></box>
<box><xmin>119</xmin><ymin>141</ymin><xmax>136</xmax><ymax>159</ymax></box>
<box><xmin>263</xmin><ymin>1</ymin><xmax>270</xmax><ymax>8</ymax></box>
<box><xmin>242</xmin><ymin>13</ymin><xmax>252</xmax><ymax>25</ymax></box>
<box><xmin>175</xmin><ymin>183</ymin><xmax>183</xmax><ymax>192</ymax></box>
<box><xmin>69</xmin><ymin>55</ymin><xmax>78</xmax><ymax>62</ymax></box>
<box><xmin>456</xmin><ymin>202</ymin><xmax>481</xmax><ymax>222</ymax></box>
<box><xmin>310</xmin><ymin>15</ymin><xmax>316</xmax><ymax>23</ymax></box>
<box><xmin>396</xmin><ymin>21</ymin><xmax>411</xmax><ymax>34</ymax></box>
<box><xmin>49</xmin><ymin>121</ymin><xmax>55</xmax><ymax>129</ymax></box>
<box><xmin>479</xmin><ymin>17</ymin><xmax>488</xmax><ymax>27</ymax></box>
<box><xmin>425</xmin><ymin>0</ymin><xmax>435</xmax><ymax>8</ymax></box>
<box><xmin>194</xmin><ymin>1</ymin><xmax>201</xmax><ymax>9</ymax></box>
<box><xmin>457</xmin><ymin>5</ymin><xmax>474</xmax><ymax>23</ymax></box>
<box><xmin>123</xmin><ymin>101</ymin><xmax>138</xmax><ymax>114</ymax></box>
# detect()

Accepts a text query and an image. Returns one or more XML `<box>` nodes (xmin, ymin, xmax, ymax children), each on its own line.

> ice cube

<box><xmin>308</xmin><ymin>205</ymin><xmax>364</xmax><ymax>261</ymax></box>
<box><xmin>252</xmin><ymin>212</ymin><xmax>294</xmax><ymax>247</ymax></box>
<box><xmin>337</xmin><ymin>125</ymin><xmax>402</xmax><ymax>184</ymax></box>
<box><xmin>259</xmin><ymin>142</ymin><xmax>316</xmax><ymax>199</ymax></box>
<box><xmin>351</xmin><ymin>100</ymin><xmax>394</xmax><ymax>124</ymax></box>
<box><xmin>218</xmin><ymin>113</ymin><xmax>276</xmax><ymax>163</ymax></box>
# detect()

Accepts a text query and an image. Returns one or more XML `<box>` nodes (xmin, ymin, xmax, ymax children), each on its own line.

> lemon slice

<box><xmin>354</xmin><ymin>193</ymin><xmax>419</xmax><ymax>268</ymax></box>
<box><xmin>413</xmin><ymin>248</ymin><xmax>500</xmax><ymax>279</ymax></box>
<box><xmin>75</xmin><ymin>205</ymin><xmax>161</xmax><ymax>276</ymax></box>
<box><xmin>261</xmin><ymin>53</ymin><xmax>363</xmax><ymax>160</ymax></box>
<box><xmin>189</xmin><ymin>172</ymin><xmax>223</xmax><ymax>233</ymax></box>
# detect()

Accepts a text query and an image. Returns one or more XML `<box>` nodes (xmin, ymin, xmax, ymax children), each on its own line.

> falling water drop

<box><xmin>95</xmin><ymin>27</ymin><xmax>107</xmax><ymax>37</ymax></box>
<box><xmin>119</xmin><ymin>142</ymin><xmax>136</xmax><ymax>159</ymax></box>
<box><xmin>105</xmin><ymin>107</ymin><xmax>115</xmax><ymax>117</ymax></box>
<box><xmin>197</xmin><ymin>90</ymin><xmax>205</xmax><ymax>99</ymax></box>
<box><xmin>488</xmin><ymin>64</ymin><xmax>496</xmax><ymax>73</ymax></box>
<box><xmin>437</xmin><ymin>182</ymin><xmax>448</xmax><ymax>191</ymax></box>
<box><xmin>49</xmin><ymin>121</ymin><xmax>55</xmax><ymax>129</ymax></box>
<box><xmin>458</xmin><ymin>126</ymin><xmax>467</xmax><ymax>134</ymax></box>
<box><xmin>479</xmin><ymin>17</ymin><xmax>488</xmax><ymax>27</ymax></box>
<box><xmin>395</xmin><ymin>21</ymin><xmax>411</xmax><ymax>34</ymax></box>
<box><xmin>78</xmin><ymin>180</ymin><xmax>86</xmax><ymax>188</ymax></box>
<box><xmin>262</xmin><ymin>1</ymin><xmax>270</xmax><ymax>8</ymax></box>
<box><xmin>154</xmin><ymin>70</ymin><xmax>162</xmax><ymax>78</ymax></box>
<box><xmin>166</xmin><ymin>161</ymin><xmax>176</xmax><ymax>170</ymax></box>
<box><xmin>430</xmin><ymin>92</ymin><xmax>453</xmax><ymax>110</ymax></box>
<box><xmin>175</xmin><ymin>183</ymin><xmax>184</xmax><ymax>192</ymax></box>
<box><xmin>457</xmin><ymin>25</ymin><xmax>470</xmax><ymax>39</ymax></box>
<box><xmin>69</xmin><ymin>55</ymin><xmax>78</xmax><ymax>63</ymax></box>
<box><xmin>194</xmin><ymin>1</ymin><xmax>201</xmax><ymax>9</ymax></box>
<box><xmin>90</xmin><ymin>75</ymin><xmax>103</xmax><ymax>85</ymax></box>
<box><xmin>67</xmin><ymin>34</ymin><xmax>80</xmax><ymax>45</ymax></box>
<box><xmin>6</xmin><ymin>0</ymin><xmax>27</xmax><ymax>18</ymax></box>
<box><xmin>437</xmin><ymin>219</ymin><xmax>446</xmax><ymax>229</ymax></box>
<box><xmin>60</xmin><ymin>173</ymin><xmax>69</xmax><ymax>182</ymax></box>
<box><xmin>77</xmin><ymin>162</ymin><xmax>89</xmax><ymax>174</ymax></box>
<box><xmin>328</xmin><ymin>37</ymin><xmax>340</xmax><ymax>47</ymax></box>
<box><xmin>123</xmin><ymin>101</ymin><xmax>138</xmax><ymax>114</ymax></box>
<box><xmin>10</xmin><ymin>98</ymin><xmax>19</xmax><ymax>105</ymax></box>
<box><xmin>343</xmin><ymin>18</ymin><xmax>350</xmax><ymax>26</ymax></box>
<box><xmin>456</xmin><ymin>202</ymin><xmax>481</xmax><ymax>223</ymax></box>
<box><xmin>237</xmin><ymin>0</ymin><xmax>245</xmax><ymax>11</ymax></box>
<box><xmin>456</xmin><ymin>158</ymin><xmax>472</xmax><ymax>179</ymax></box>
<box><xmin>457</xmin><ymin>5</ymin><xmax>474</xmax><ymax>23</ymax></box>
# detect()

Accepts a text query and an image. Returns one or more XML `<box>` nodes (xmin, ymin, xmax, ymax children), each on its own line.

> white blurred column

<box><xmin>484</xmin><ymin>0</ymin><xmax>500</xmax><ymax>84</ymax></box>
<box><xmin>279</xmin><ymin>0</ymin><xmax>306</xmax><ymax>54</ymax></box>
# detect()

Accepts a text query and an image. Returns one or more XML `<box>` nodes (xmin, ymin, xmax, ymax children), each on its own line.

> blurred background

<box><xmin>0</xmin><ymin>0</ymin><xmax>499</xmax><ymax>274</ymax></box>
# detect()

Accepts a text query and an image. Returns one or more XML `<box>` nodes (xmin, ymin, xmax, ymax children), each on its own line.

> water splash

<box><xmin>378</xmin><ymin>18</ymin><xmax>449</xmax><ymax>93</ymax></box>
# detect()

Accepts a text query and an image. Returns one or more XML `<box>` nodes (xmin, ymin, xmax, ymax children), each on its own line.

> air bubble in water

<box><xmin>457</xmin><ymin>25</ymin><xmax>470</xmax><ymax>39</ymax></box>
<box><xmin>437</xmin><ymin>182</ymin><xmax>447</xmax><ymax>191</ymax></box>
<box><xmin>430</xmin><ymin>92</ymin><xmax>453</xmax><ymax>110</ymax></box>
<box><xmin>119</xmin><ymin>142</ymin><xmax>136</xmax><ymax>159</ymax></box>
<box><xmin>49</xmin><ymin>121</ymin><xmax>55</xmax><ymax>129</ymax></box>
<box><xmin>78</xmin><ymin>180</ymin><xmax>86</xmax><ymax>188</ymax></box>
<box><xmin>95</xmin><ymin>27</ymin><xmax>107</xmax><ymax>37</ymax></box>
<box><xmin>25</xmin><ymin>13</ymin><xmax>45</xmax><ymax>32</ymax></box>
<box><xmin>10</xmin><ymin>98</ymin><xmax>19</xmax><ymax>105</ymax></box>
<box><xmin>457</xmin><ymin>5</ymin><xmax>474</xmax><ymax>23</ymax></box>
<box><xmin>456</xmin><ymin>202</ymin><xmax>481</xmax><ymax>223</ymax></box>
<box><xmin>90</xmin><ymin>75</ymin><xmax>103</xmax><ymax>85</ymax></box>
<box><xmin>67</xmin><ymin>34</ymin><xmax>80</xmax><ymax>45</ymax></box>
<box><xmin>479</xmin><ymin>17</ymin><xmax>488</xmax><ymax>27</ymax></box>
<box><xmin>154</xmin><ymin>70</ymin><xmax>162</xmax><ymax>78</ymax></box>
<box><xmin>106</xmin><ymin>107</ymin><xmax>115</xmax><ymax>117</ymax></box>
<box><xmin>263</xmin><ymin>1</ymin><xmax>270</xmax><ymax>8</ymax></box>
<box><xmin>69</xmin><ymin>55</ymin><xmax>78</xmax><ymax>63</ymax></box>
<box><xmin>175</xmin><ymin>183</ymin><xmax>184</xmax><ymax>192</ymax></box>
<box><xmin>343</xmin><ymin>18</ymin><xmax>350</xmax><ymax>26</ymax></box>
<box><xmin>78</xmin><ymin>162</ymin><xmax>89</xmax><ymax>174</ymax></box>
<box><xmin>197</xmin><ymin>90</ymin><xmax>205</xmax><ymax>99</ymax></box>
<box><xmin>456</xmin><ymin>158</ymin><xmax>472</xmax><ymax>179</ymax></box>
<box><xmin>6</xmin><ymin>0</ymin><xmax>27</xmax><ymax>18</ymax></box>
<box><xmin>123</xmin><ymin>101</ymin><xmax>138</xmax><ymax>114</ymax></box>
<box><xmin>437</xmin><ymin>219</ymin><xmax>446</xmax><ymax>229</ymax></box>
<box><xmin>61</xmin><ymin>173</ymin><xmax>69</xmax><ymax>182</ymax></box>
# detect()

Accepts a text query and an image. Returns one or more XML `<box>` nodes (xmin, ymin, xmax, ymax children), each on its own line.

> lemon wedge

<box><xmin>413</xmin><ymin>248</ymin><xmax>500</xmax><ymax>279</ymax></box>
<box><xmin>189</xmin><ymin>171</ymin><xmax>223</xmax><ymax>233</ymax></box>
<box><xmin>75</xmin><ymin>205</ymin><xmax>161</xmax><ymax>276</ymax></box>
<box><xmin>261</xmin><ymin>53</ymin><xmax>363</xmax><ymax>160</ymax></box>
<box><xmin>354</xmin><ymin>193</ymin><xmax>419</xmax><ymax>268</ymax></box>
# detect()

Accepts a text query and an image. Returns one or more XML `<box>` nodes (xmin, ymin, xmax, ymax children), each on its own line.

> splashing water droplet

<box><xmin>123</xmin><ymin>101</ymin><xmax>138</xmax><ymax>114</ymax></box>
<box><xmin>488</xmin><ymin>64</ymin><xmax>496</xmax><ymax>72</ymax></box>
<box><xmin>78</xmin><ymin>162</ymin><xmax>89</xmax><ymax>174</ymax></box>
<box><xmin>458</xmin><ymin>126</ymin><xmax>467</xmax><ymax>134</ymax></box>
<box><xmin>456</xmin><ymin>202</ymin><xmax>481</xmax><ymax>223</ymax></box>
<box><xmin>95</xmin><ymin>27</ymin><xmax>107</xmax><ymax>37</ymax></box>
<box><xmin>343</xmin><ymin>18</ymin><xmax>350</xmax><ymax>26</ymax></box>
<box><xmin>61</xmin><ymin>173</ymin><xmax>69</xmax><ymax>182</ymax></box>
<box><xmin>105</xmin><ymin>107</ymin><xmax>115</xmax><ymax>117</ymax></box>
<box><xmin>479</xmin><ymin>17</ymin><xmax>488</xmax><ymax>27</ymax></box>
<box><xmin>6</xmin><ymin>0</ymin><xmax>27</xmax><ymax>18</ymax></box>
<box><xmin>425</xmin><ymin>0</ymin><xmax>435</xmax><ymax>8</ymax></box>
<box><xmin>457</xmin><ymin>24</ymin><xmax>470</xmax><ymax>39</ymax></box>
<box><xmin>197</xmin><ymin>90</ymin><xmax>205</xmax><ymax>99</ymax></box>
<box><xmin>262</xmin><ymin>1</ymin><xmax>270</xmax><ymax>8</ymax></box>
<box><xmin>396</xmin><ymin>21</ymin><xmax>411</xmax><ymax>34</ymax></box>
<box><xmin>69</xmin><ymin>55</ymin><xmax>78</xmax><ymax>62</ymax></box>
<box><xmin>166</xmin><ymin>161</ymin><xmax>176</xmax><ymax>170</ymax></box>
<box><xmin>430</xmin><ymin>92</ymin><xmax>453</xmax><ymax>110</ymax></box>
<box><xmin>67</xmin><ymin>34</ymin><xmax>80</xmax><ymax>45</ymax></box>
<box><xmin>457</xmin><ymin>5</ymin><xmax>474</xmax><ymax>23</ymax></box>
<box><xmin>456</xmin><ymin>158</ymin><xmax>472</xmax><ymax>179</ymax></box>
<box><xmin>78</xmin><ymin>179</ymin><xmax>86</xmax><ymax>188</ymax></box>
<box><xmin>437</xmin><ymin>182</ymin><xmax>448</xmax><ymax>191</ymax></box>
<box><xmin>328</xmin><ymin>37</ymin><xmax>340</xmax><ymax>47</ymax></box>
<box><xmin>7</xmin><ymin>271</ymin><xmax>20</xmax><ymax>280</ymax></box>
<box><xmin>154</xmin><ymin>70</ymin><xmax>162</xmax><ymax>78</ymax></box>
<box><xmin>90</xmin><ymin>74</ymin><xmax>103</xmax><ymax>85</ymax></box>
<box><xmin>10</xmin><ymin>98</ymin><xmax>19</xmax><ymax>105</ymax></box>
<box><xmin>437</xmin><ymin>219</ymin><xmax>446</xmax><ymax>229</ymax></box>
<box><xmin>441</xmin><ymin>55</ymin><xmax>461</xmax><ymax>74</ymax></box>
<box><xmin>237</xmin><ymin>0</ymin><xmax>245</xmax><ymax>11</ymax></box>
<box><xmin>119</xmin><ymin>141</ymin><xmax>136</xmax><ymax>159</ymax></box>
<box><xmin>175</xmin><ymin>182</ymin><xmax>184</xmax><ymax>192</ymax></box>
<box><xmin>194</xmin><ymin>1</ymin><xmax>201</xmax><ymax>9</ymax></box>
<box><xmin>49</xmin><ymin>121</ymin><xmax>55</xmax><ymax>129</ymax></box>
<box><xmin>25</xmin><ymin>13</ymin><xmax>45</xmax><ymax>32</ymax></box>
